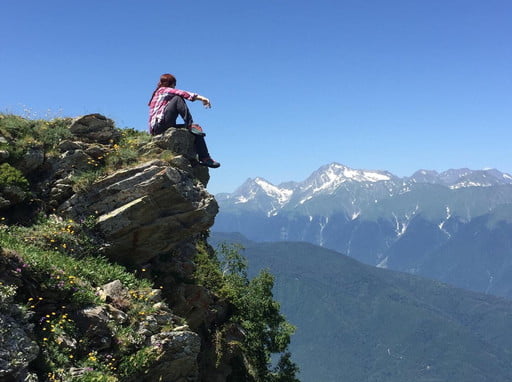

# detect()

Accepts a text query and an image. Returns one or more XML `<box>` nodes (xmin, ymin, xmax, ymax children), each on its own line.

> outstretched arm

<box><xmin>160</xmin><ymin>86</ymin><xmax>211</xmax><ymax>108</ymax></box>
<box><xmin>194</xmin><ymin>94</ymin><xmax>211</xmax><ymax>108</ymax></box>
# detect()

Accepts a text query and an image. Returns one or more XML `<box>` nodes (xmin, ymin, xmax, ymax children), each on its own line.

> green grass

<box><xmin>0</xmin><ymin>226</ymin><xmax>151</xmax><ymax>303</ymax></box>
<box><xmin>0</xmin><ymin>216</ymin><xmax>164</xmax><ymax>381</ymax></box>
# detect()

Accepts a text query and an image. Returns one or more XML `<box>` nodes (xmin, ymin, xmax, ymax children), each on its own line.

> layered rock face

<box><xmin>60</xmin><ymin>159</ymin><xmax>217</xmax><ymax>264</ymax></box>
<box><xmin>0</xmin><ymin>114</ymin><xmax>225</xmax><ymax>381</ymax></box>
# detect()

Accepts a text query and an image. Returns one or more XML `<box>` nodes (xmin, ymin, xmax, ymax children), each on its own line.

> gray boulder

<box><xmin>69</xmin><ymin>114</ymin><xmax>121</xmax><ymax>144</ymax></box>
<box><xmin>0</xmin><ymin>313</ymin><xmax>39</xmax><ymax>381</ymax></box>
<box><xmin>143</xmin><ymin>331</ymin><xmax>201</xmax><ymax>382</ymax></box>
<box><xmin>142</xmin><ymin>128</ymin><xmax>210</xmax><ymax>186</ymax></box>
<box><xmin>17</xmin><ymin>147</ymin><xmax>45</xmax><ymax>174</ymax></box>
<box><xmin>151</xmin><ymin>128</ymin><xmax>196</xmax><ymax>159</ymax></box>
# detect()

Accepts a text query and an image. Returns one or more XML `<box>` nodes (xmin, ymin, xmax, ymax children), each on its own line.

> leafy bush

<box><xmin>0</xmin><ymin>163</ymin><xmax>30</xmax><ymax>190</ymax></box>
<box><xmin>71</xmin><ymin>170</ymin><xmax>105</xmax><ymax>193</ymax></box>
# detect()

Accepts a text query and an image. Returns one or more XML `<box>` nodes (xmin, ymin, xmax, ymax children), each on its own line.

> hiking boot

<box><xmin>199</xmin><ymin>157</ymin><xmax>221</xmax><ymax>168</ymax></box>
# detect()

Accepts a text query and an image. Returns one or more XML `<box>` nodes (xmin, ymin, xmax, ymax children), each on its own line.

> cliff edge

<box><xmin>0</xmin><ymin>114</ymin><xmax>297</xmax><ymax>382</ymax></box>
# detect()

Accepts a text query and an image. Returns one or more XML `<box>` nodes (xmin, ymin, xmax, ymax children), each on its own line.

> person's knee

<box><xmin>169</xmin><ymin>95</ymin><xmax>186</xmax><ymax>107</ymax></box>
<box><xmin>165</xmin><ymin>96</ymin><xmax>181</xmax><ymax>111</ymax></box>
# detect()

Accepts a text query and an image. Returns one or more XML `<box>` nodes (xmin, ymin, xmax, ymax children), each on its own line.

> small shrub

<box><xmin>118</xmin><ymin>346</ymin><xmax>161</xmax><ymax>377</ymax></box>
<box><xmin>37</xmin><ymin>118</ymin><xmax>73</xmax><ymax>148</ymax></box>
<box><xmin>0</xmin><ymin>163</ymin><xmax>30</xmax><ymax>190</ymax></box>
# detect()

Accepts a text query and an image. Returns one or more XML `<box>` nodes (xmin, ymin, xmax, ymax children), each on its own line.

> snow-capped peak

<box><xmin>254</xmin><ymin>177</ymin><xmax>293</xmax><ymax>205</ymax></box>
<box><xmin>301</xmin><ymin>163</ymin><xmax>393</xmax><ymax>194</ymax></box>
<box><xmin>232</xmin><ymin>177</ymin><xmax>293</xmax><ymax>205</ymax></box>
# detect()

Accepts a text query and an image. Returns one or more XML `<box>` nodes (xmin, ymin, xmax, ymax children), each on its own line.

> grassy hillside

<box><xmin>210</xmin><ymin>233</ymin><xmax>512</xmax><ymax>382</ymax></box>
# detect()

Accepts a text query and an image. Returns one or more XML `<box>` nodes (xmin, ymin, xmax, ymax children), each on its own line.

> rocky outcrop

<box><xmin>141</xmin><ymin>127</ymin><xmax>210</xmax><ymax>185</ymax></box>
<box><xmin>59</xmin><ymin>159</ymin><xmax>218</xmax><ymax>265</ymax></box>
<box><xmin>52</xmin><ymin>114</ymin><xmax>218</xmax><ymax>266</ymax></box>
<box><xmin>17</xmin><ymin>147</ymin><xmax>45</xmax><ymax>175</ymax></box>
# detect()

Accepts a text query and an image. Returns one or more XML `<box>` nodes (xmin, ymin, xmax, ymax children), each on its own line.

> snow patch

<box><xmin>450</xmin><ymin>181</ymin><xmax>491</xmax><ymax>189</ymax></box>
<box><xmin>254</xmin><ymin>178</ymin><xmax>293</xmax><ymax>205</ymax></box>
<box><xmin>304</xmin><ymin>163</ymin><xmax>392</xmax><ymax>195</ymax></box>
<box><xmin>318</xmin><ymin>217</ymin><xmax>329</xmax><ymax>246</ymax></box>
<box><xmin>438</xmin><ymin>206</ymin><xmax>452</xmax><ymax>238</ymax></box>
<box><xmin>485</xmin><ymin>270</ymin><xmax>494</xmax><ymax>294</ymax></box>
<box><xmin>377</xmin><ymin>256</ymin><xmax>389</xmax><ymax>269</ymax></box>
<box><xmin>235</xmin><ymin>196</ymin><xmax>249</xmax><ymax>204</ymax></box>
<box><xmin>393</xmin><ymin>213</ymin><xmax>408</xmax><ymax>237</ymax></box>
<box><xmin>299</xmin><ymin>195</ymin><xmax>313</xmax><ymax>204</ymax></box>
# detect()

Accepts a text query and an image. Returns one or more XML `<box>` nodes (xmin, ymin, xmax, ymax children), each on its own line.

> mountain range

<box><xmin>214</xmin><ymin>163</ymin><xmax>512</xmax><ymax>298</ymax></box>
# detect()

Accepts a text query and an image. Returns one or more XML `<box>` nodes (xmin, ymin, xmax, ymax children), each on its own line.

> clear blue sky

<box><xmin>1</xmin><ymin>0</ymin><xmax>511</xmax><ymax>194</ymax></box>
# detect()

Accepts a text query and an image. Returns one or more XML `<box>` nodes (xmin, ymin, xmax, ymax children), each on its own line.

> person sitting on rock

<box><xmin>148</xmin><ymin>73</ymin><xmax>220</xmax><ymax>168</ymax></box>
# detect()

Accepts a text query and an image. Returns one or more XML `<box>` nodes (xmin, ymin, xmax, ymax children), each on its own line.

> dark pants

<box><xmin>152</xmin><ymin>96</ymin><xmax>211</xmax><ymax>159</ymax></box>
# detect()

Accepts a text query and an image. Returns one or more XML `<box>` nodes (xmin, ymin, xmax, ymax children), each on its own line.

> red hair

<box><xmin>148</xmin><ymin>73</ymin><xmax>177</xmax><ymax>105</ymax></box>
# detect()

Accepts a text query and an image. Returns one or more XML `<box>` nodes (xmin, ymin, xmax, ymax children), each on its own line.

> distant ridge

<box><xmin>214</xmin><ymin>163</ymin><xmax>512</xmax><ymax>298</ymax></box>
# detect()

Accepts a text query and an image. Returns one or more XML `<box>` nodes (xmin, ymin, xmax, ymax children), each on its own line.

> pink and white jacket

<box><xmin>148</xmin><ymin>87</ymin><xmax>197</xmax><ymax>133</ymax></box>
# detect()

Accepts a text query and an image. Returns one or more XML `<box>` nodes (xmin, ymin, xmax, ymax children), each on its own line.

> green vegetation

<box><xmin>0</xmin><ymin>114</ymin><xmax>72</xmax><ymax>160</ymax></box>
<box><xmin>0</xmin><ymin>216</ymin><xmax>163</xmax><ymax>381</ymax></box>
<box><xmin>105</xmin><ymin>128</ymin><xmax>152</xmax><ymax>170</ymax></box>
<box><xmin>195</xmin><ymin>241</ymin><xmax>299</xmax><ymax>381</ymax></box>
<box><xmin>1</xmin><ymin>216</ymin><xmax>145</xmax><ymax>287</ymax></box>
<box><xmin>0</xmin><ymin>162</ymin><xmax>30</xmax><ymax>190</ymax></box>
<box><xmin>118</xmin><ymin>346</ymin><xmax>161</xmax><ymax>377</ymax></box>
<box><xmin>0</xmin><ymin>219</ymin><xmax>300</xmax><ymax>381</ymax></box>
